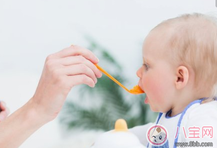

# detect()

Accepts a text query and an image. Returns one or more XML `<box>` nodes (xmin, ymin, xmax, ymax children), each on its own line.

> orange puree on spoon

<box><xmin>95</xmin><ymin>64</ymin><xmax>144</xmax><ymax>95</ymax></box>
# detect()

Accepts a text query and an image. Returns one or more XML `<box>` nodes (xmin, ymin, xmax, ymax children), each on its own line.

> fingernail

<box><xmin>96</xmin><ymin>72</ymin><xmax>102</xmax><ymax>78</ymax></box>
<box><xmin>92</xmin><ymin>83</ymin><xmax>95</xmax><ymax>88</ymax></box>
<box><xmin>96</xmin><ymin>57</ymin><xmax>99</xmax><ymax>62</ymax></box>
<box><xmin>99</xmin><ymin>72</ymin><xmax>102</xmax><ymax>78</ymax></box>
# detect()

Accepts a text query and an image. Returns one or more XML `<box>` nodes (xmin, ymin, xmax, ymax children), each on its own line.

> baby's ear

<box><xmin>175</xmin><ymin>66</ymin><xmax>189</xmax><ymax>89</ymax></box>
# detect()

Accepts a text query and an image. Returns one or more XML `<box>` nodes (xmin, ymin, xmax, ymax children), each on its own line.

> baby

<box><xmin>130</xmin><ymin>13</ymin><xmax>217</xmax><ymax>148</ymax></box>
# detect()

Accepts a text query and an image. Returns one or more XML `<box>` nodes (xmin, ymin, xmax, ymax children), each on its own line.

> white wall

<box><xmin>0</xmin><ymin>0</ymin><xmax>216</xmax><ymax>147</ymax></box>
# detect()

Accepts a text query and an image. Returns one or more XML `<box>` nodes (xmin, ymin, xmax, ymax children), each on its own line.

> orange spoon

<box><xmin>95</xmin><ymin>64</ymin><xmax>144</xmax><ymax>95</ymax></box>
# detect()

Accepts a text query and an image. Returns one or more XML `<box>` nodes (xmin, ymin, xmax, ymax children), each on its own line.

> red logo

<box><xmin>182</xmin><ymin>126</ymin><xmax>214</xmax><ymax>139</ymax></box>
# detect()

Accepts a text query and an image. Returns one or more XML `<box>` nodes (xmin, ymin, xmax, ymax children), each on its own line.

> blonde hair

<box><xmin>153</xmin><ymin>13</ymin><xmax>217</xmax><ymax>98</ymax></box>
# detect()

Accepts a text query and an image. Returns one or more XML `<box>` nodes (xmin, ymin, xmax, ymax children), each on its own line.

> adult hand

<box><xmin>30</xmin><ymin>45</ymin><xmax>102</xmax><ymax>122</ymax></box>
<box><xmin>0</xmin><ymin>101</ymin><xmax>10</xmax><ymax>121</ymax></box>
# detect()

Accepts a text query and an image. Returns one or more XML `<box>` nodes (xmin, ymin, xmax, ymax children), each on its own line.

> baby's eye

<box><xmin>143</xmin><ymin>63</ymin><xmax>149</xmax><ymax>71</ymax></box>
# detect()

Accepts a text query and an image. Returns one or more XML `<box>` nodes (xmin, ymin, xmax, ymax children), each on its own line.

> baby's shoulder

<box><xmin>189</xmin><ymin>101</ymin><xmax>217</xmax><ymax>116</ymax></box>
<box><xmin>180</xmin><ymin>101</ymin><xmax>217</xmax><ymax>144</ymax></box>
<box><xmin>185</xmin><ymin>101</ymin><xmax>217</xmax><ymax>124</ymax></box>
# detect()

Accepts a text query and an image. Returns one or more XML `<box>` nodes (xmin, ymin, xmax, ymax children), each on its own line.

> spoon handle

<box><xmin>95</xmin><ymin>64</ymin><xmax>130</xmax><ymax>93</ymax></box>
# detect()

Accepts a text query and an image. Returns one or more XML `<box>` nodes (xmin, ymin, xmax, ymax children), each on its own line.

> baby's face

<box><xmin>137</xmin><ymin>30</ymin><xmax>176</xmax><ymax>113</ymax></box>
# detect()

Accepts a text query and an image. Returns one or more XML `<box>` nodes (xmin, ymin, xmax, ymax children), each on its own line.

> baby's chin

<box><xmin>149</xmin><ymin>107</ymin><xmax>161</xmax><ymax>113</ymax></box>
<box><xmin>145</xmin><ymin>96</ymin><xmax>171</xmax><ymax>113</ymax></box>
<box><xmin>149</xmin><ymin>103</ymin><xmax>168</xmax><ymax>113</ymax></box>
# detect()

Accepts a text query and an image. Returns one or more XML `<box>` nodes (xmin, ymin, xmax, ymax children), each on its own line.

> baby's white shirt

<box><xmin>129</xmin><ymin>100</ymin><xmax>217</xmax><ymax>148</ymax></box>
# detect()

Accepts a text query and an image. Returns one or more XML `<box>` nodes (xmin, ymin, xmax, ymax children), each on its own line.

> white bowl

<box><xmin>90</xmin><ymin>119</ymin><xmax>146</xmax><ymax>148</ymax></box>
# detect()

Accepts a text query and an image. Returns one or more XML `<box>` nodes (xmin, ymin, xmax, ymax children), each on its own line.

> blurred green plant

<box><xmin>59</xmin><ymin>36</ymin><xmax>157</xmax><ymax>132</ymax></box>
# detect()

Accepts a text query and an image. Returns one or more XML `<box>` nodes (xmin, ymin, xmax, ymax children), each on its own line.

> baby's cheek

<box><xmin>144</xmin><ymin>76</ymin><xmax>166</xmax><ymax>104</ymax></box>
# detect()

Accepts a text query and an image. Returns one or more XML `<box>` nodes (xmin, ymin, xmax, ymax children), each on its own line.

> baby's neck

<box><xmin>169</xmin><ymin>107</ymin><xmax>184</xmax><ymax>117</ymax></box>
<box><xmin>201</xmin><ymin>97</ymin><xmax>214</xmax><ymax>104</ymax></box>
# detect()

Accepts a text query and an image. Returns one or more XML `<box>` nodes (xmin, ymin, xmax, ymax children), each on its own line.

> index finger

<box><xmin>53</xmin><ymin>45</ymin><xmax>99</xmax><ymax>64</ymax></box>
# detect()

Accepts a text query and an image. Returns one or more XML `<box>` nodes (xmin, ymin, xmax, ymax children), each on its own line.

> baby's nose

<box><xmin>136</xmin><ymin>67</ymin><xmax>142</xmax><ymax>78</ymax></box>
